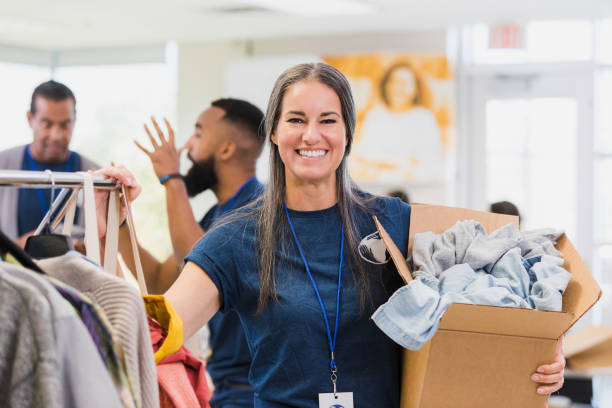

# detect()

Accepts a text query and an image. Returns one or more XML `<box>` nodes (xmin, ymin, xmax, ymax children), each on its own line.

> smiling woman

<box><xmin>96</xmin><ymin>62</ymin><xmax>565</xmax><ymax>408</ymax></box>
<box><xmin>167</xmin><ymin>63</ymin><xmax>413</xmax><ymax>408</ymax></box>
<box><xmin>272</xmin><ymin>79</ymin><xmax>347</xmax><ymax>205</ymax></box>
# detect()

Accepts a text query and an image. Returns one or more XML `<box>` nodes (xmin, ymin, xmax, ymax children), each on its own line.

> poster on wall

<box><xmin>323</xmin><ymin>54</ymin><xmax>454</xmax><ymax>185</ymax></box>
<box><xmin>225</xmin><ymin>53</ymin><xmax>454</xmax><ymax>186</ymax></box>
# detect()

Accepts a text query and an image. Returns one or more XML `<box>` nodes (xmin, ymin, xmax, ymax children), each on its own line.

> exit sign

<box><xmin>489</xmin><ymin>24</ymin><xmax>524</xmax><ymax>49</ymax></box>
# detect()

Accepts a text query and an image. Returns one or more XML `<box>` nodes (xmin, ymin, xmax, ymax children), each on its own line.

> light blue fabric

<box><xmin>411</xmin><ymin>222</ymin><xmax>522</xmax><ymax>279</ymax></box>
<box><xmin>520</xmin><ymin>229</ymin><xmax>564</xmax><ymax>259</ymax></box>
<box><xmin>529</xmin><ymin>260</ymin><xmax>571</xmax><ymax>311</ymax></box>
<box><xmin>371</xmin><ymin>279</ymin><xmax>444</xmax><ymax>350</ymax></box>
<box><xmin>411</xmin><ymin>221</ymin><xmax>564</xmax><ymax>279</ymax></box>
<box><xmin>372</xmin><ymin>241</ymin><xmax>572</xmax><ymax>350</ymax></box>
<box><xmin>488</xmin><ymin>247</ymin><xmax>532</xmax><ymax>298</ymax></box>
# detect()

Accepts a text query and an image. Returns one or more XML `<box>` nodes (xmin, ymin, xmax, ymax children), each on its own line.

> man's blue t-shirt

<box><xmin>199</xmin><ymin>178</ymin><xmax>264</xmax><ymax>407</ymax></box>
<box><xmin>18</xmin><ymin>145</ymin><xmax>82</xmax><ymax>236</ymax></box>
<box><xmin>186</xmin><ymin>195</ymin><xmax>411</xmax><ymax>408</ymax></box>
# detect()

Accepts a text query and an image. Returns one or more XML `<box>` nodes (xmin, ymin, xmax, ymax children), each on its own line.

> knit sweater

<box><xmin>0</xmin><ymin>264</ymin><xmax>62</xmax><ymax>408</ymax></box>
<box><xmin>38</xmin><ymin>252</ymin><xmax>159</xmax><ymax>408</ymax></box>
<box><xmin>1</xmin><ymin>262</ymin><xmax>122</xmax><ymax>408</ymax></box>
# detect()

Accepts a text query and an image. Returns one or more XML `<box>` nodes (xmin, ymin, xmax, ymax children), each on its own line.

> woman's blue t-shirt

<box><xmin>185</xmin><ymin>196</ymin><xmax>411</xmax><ymax>408</ymax></box>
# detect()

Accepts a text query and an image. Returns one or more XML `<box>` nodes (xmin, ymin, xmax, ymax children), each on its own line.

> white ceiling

<box><xmin>0</xmin><ymin>0</ymin><xmax>610</xmax><ymax>50</ymax></box>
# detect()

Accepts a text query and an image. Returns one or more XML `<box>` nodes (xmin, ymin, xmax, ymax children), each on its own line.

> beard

<box><xmin>183</xmin><ymin>155</ymin><xmax>218</xmax><ymax>198</ymax></box>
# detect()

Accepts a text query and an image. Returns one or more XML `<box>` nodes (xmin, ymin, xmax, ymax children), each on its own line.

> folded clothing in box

<box><xmin>371</xmin><ymin>220</ymin><xmax>572</xmax><ymax>350</ymax></box>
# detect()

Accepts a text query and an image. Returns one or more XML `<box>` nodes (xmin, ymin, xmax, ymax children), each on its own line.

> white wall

<box><xmin>175</xmin><ymin>41</ymin><xmax>246</xmax><ymax>217</ymax></box>
<box><xmin>176</xmin><ymin>30</ymin><xmax>446</xmax><ymax>138</ymax></box>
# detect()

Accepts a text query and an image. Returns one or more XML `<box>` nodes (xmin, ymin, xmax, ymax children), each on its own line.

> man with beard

<box><xmin>121</xmin><ymin>98</ymin><xmax>264</xmax><ymax>408</ymax></box>
<box><xmin>0</xmin><ymin>80</ymin><xmax>97</xmax><ymax>247</ymax></box>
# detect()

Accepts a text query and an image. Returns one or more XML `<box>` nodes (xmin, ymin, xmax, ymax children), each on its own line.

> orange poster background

<box><xmin>323</xmin><ymin>54</ymin><xmax>454</xmax><ymax>184</ymax></box>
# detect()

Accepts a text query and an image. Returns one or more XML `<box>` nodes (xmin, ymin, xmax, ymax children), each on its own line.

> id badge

<box><xmin>318</xmin><ymin>392</ymin><xmax>354</xmax><ymax>408</ymax></box>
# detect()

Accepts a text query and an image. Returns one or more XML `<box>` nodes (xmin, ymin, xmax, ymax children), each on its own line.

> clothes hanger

<box><xmin>25</xmin><ymin>170</ymin><xmax>75</xmax><ymax>259</ymax></box>
<box><xmin>0</xmin><ymin>229</ymin><xmax>45</xmax><ymax>273</ymax></box>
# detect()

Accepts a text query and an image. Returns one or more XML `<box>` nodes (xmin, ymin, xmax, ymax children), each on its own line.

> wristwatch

<box><xmin>159</xmin><ymin>173</ymin><xmax>183</xmax><ymax>184</ymax></box>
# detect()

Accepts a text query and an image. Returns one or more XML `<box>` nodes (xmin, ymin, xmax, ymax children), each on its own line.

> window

<box><xmin>485</xmin><ymin>98</ymin><xmax>578</xmax><ymax>239</ymax></box>
<box><xmin>0</xmin><ymin>62</ymin><xmax>50</xmax><ymax>151</ymax></box>
<box><xmin>54</xmin><ymin>63</ymin><xmax>176</xmax><ymax>259</ymax></box>
<box><xmin>594</xmin><ymin>69</ymin><xmax>612</xmax><ymax>328</ymax></box>
<box><xmin>596</xmin><ymin>70</ymin><xmax>612</xmax><ymax>154</ymax></box>
<box><xmin>595</xmin><ymin>159</ymin><xmax>612</xmax><ymax>244</ymax></box>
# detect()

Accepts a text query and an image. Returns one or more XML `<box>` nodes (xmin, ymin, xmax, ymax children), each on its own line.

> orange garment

<box><xmin>149</xmin><ymin>318</ymin><xmax>210</xmax><ymax>408</ymax></box>
<box><xmin>143</xmin><ymin>295</ymin><xmax>182</xmax><ymax>364</ymax></box>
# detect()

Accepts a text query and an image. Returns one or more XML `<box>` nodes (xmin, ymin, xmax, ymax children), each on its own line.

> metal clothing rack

<box><xmin>0</xmin><ymin>169</ymin><xmax>117</xmax><ymax>189</ymax></box>
<box><xmin>0</xmin><ymin>169</ymin><xmax>148</xmax><ymax>294</ymax></box>
<box><xmin>0</xmin><ymin>169</ymin><xmax>119</xmax><ymax>233</ymax></box>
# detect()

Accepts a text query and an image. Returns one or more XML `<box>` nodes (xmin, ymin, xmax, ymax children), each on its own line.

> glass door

<box><xmin>470</xmin><ymin>72</ymin><xmax>592</xmax><ymax>259</ymax></box>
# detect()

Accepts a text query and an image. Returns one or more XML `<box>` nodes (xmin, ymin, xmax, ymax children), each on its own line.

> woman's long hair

<box><xmin>255</xmin><ymin>62</ymin><xmax>372</xmax><ymax>312</ymax></box>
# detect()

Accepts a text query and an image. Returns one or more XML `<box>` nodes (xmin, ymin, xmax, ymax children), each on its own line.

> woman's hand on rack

<box><xmin>93</xmin><ymin>164</ymin><xmax>141</xmax><ymax>239</ymax></box>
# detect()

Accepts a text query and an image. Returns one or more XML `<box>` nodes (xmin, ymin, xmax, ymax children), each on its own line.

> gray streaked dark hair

<box><xmin>30</xmin><ymin>80</ymin><xmax>76</xmax><ymax>114</ymax></box>
<box><xmin>255</xmin><ymin>62</ymin><xmax>372</xmax><ymax>312</ymax></box>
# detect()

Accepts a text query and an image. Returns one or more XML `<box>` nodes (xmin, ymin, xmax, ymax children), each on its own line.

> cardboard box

<box><xmin>374</xmin><ymin>203</ymin><xmax>602</xmax><ymax>408</ymax></box>
<box><xmin>564</xmin><ymin>326</ymin><xmax>612</xmax><ymax>374</ymax></box>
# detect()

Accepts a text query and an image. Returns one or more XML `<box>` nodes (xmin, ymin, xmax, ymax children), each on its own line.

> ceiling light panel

<box><xmin>245</xmin><ymin>0</ymin><xmax>377</xmax><ymax>16</ymax></box>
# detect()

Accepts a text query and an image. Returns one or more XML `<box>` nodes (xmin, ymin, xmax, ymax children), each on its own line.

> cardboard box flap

<box><xmin>564</xmin><ymin>326</ymin><xmax>612</xmax><ymax>358</ymax></box>
<box><xmin>407</xmin><ymin>203</ymin><xmax>519</xmax><ymax>255</ymax></box>
<box><xmin>557</xmin><ymin>236</ymin><xmax>602</xmax><ymax>332</ymax></box>
<box><xmin>374</xmin><ymin>216</ymin><xmax>413</xmax><ymax>284</ymax></box>
<box><xmin>439</xmin><ymin>303</ymin><xmax>574</xmax><ymax>339</ymax></box>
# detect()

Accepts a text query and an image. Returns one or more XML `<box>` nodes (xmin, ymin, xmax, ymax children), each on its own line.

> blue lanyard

<box><xmin>283</xmin><ymin>202</ymin><xmax>344</xmax><ymax>376</ymax></box>
<box><xmin>220</xmin><ymin>177</ymin><xmax>256</xmax><ymax>215</ymax></box>
<box><xmin>26</xmin><ymin>146</ymin><xmax>74</xmax><ymax>215</ymax></box>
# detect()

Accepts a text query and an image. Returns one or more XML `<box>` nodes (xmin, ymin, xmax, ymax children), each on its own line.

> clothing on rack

<box><xmin>149</xmin><ymin>318</ymin><xmax>211</xmax><ymax>408</ymax></box>
<box><xmin>1</xmin><ymin>170</ymin><xmax>159</xmax><ymax>408</ymax></box>
<box><xmin>0</xmin><ymin>261</ymin><xmax>122</xmax><ymax>408</ymax></box>
<box><xmin>0</xmin><ymin>264</ymin><xmax>63</xmax><ymax>408</ymax></box>
<box><xmin>38</xmin><ymin>252</ymin><xmax>159</xmax><ymax>408</ymax></box>
<box><xmin>144</xmin><ymin>295</ymin><xmax>210</xmax><ymax>408</ymax></box>
<box><xmin>48</xmin><ymin>276</ymin><xmax>139</xmax><ymax>408</ymax></box>
<box><xmin>143</xmin><ymin>295</ymin><xmax>183</xmax><ymax>364</ymax></box>
<box><xmin>372</xmin><ymin>221</ymin><xmax>572</xmax><ymax>351</ymax></box>
<box><xmin>2</xmin><ymin>251</ymin><xmax>20</xmax><ymax>265</ymax></box>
